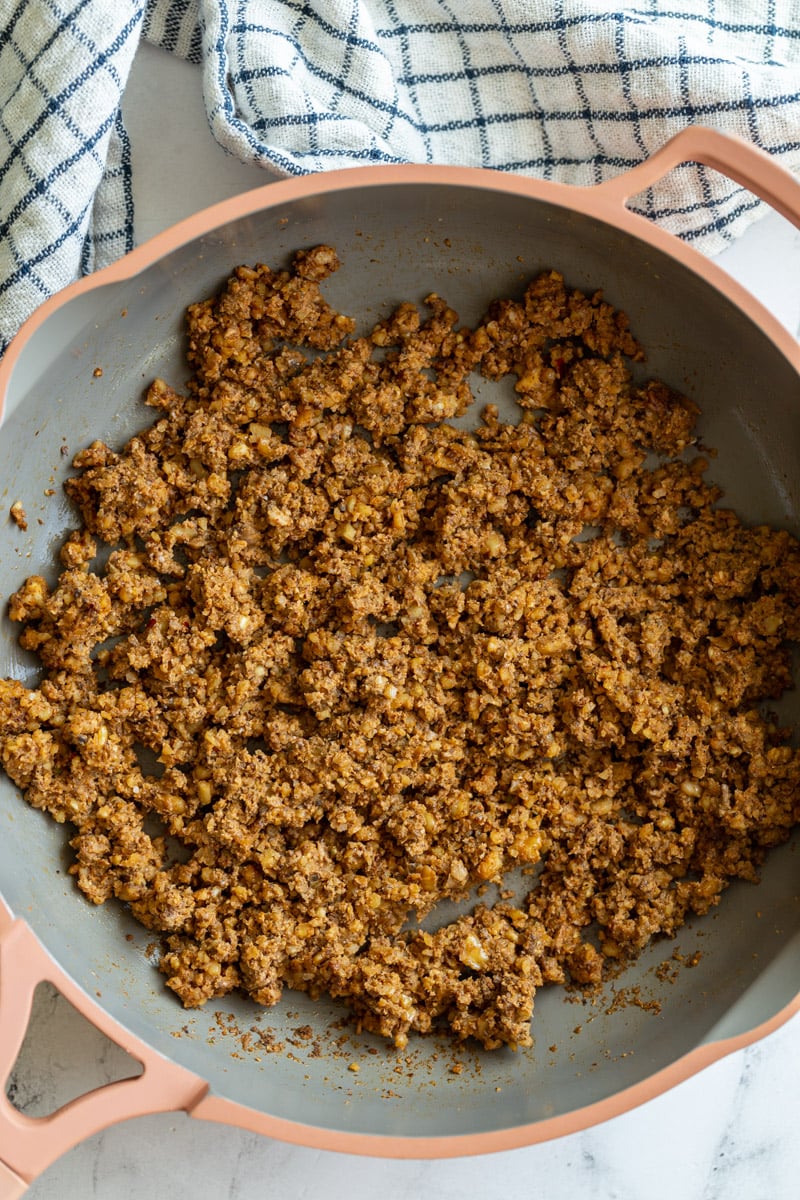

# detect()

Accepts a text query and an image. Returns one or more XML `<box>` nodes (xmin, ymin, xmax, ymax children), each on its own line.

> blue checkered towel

<box><xmin>2</xmin><ymin>0</ymin><xmax>800</xmax><ymax>354</ymax></box>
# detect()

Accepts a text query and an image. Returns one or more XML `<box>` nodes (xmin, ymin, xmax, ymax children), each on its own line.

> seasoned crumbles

<box><xmin>1</xmin><ymin>245</ymin><xmax>799</xmax><ymax>1051</ymax></box>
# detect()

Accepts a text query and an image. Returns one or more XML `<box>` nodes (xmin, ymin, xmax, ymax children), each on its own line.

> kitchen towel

<box><xmin>2</xmin><ymin>0</ymin><xmax>800</xmax><ymax>354</ymax></box>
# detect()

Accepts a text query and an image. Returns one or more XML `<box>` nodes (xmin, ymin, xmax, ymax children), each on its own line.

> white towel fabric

<box><xmin>2</xmin><ymin>0</ymin><xmax>800</xmax><ymax>353</ymax></box>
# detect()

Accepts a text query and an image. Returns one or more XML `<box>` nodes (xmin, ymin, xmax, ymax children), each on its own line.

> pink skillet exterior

<box><xmin>0</xmin><ymin>899</ymin><xmax>207</xmax><ymax>1187</ymax></box>
<box><xmin>1</xmin><ymin>132</ymin><xmax>799</xmax><ymax>1173</ymax></box>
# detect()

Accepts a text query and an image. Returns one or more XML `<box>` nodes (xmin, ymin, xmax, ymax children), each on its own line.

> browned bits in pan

<box><xmin>1</xmin><ymin>247</ymin><xmax>799</xmax><ymax>1051</ymax></box>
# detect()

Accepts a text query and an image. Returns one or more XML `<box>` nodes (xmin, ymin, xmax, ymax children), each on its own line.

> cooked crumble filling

<box><xmin>1</xmin><ymin>246</ymin><xmax>798</xmax><ymax>1050</ymax></box>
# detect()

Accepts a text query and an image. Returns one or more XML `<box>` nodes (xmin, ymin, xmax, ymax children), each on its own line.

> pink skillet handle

<box><xmin>0</xmin><ymin>904</ymin><xmax>207</xmax><ymax>1197</ymax></box>
<box><xmin>594</xmin><ymin>124</ymin><xmax>800</xmax><ymax>232</ymax></box>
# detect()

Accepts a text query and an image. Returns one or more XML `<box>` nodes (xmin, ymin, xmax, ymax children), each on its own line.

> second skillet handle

<box><xmin>595</xmin><ymin>125</ymin><xmax>800</xmax><ymax>233</ymax></box>
<box><xmin>0</xmin><ymin>909</ymin><xmax>208</xmax><ymax>1196</ymax></box>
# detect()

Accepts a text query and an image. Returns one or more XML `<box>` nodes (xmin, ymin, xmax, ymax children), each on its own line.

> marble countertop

<box><xmin>8</xmin><ymin>41</ymin><xmax>800</xmax><ymax>1199</ymax></box>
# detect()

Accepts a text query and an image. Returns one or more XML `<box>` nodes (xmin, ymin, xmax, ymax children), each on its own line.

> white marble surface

<box><xmin>7</xmin><ymin>40</ymin><xmax>800</xmax><ymax>1199</ymax></box>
